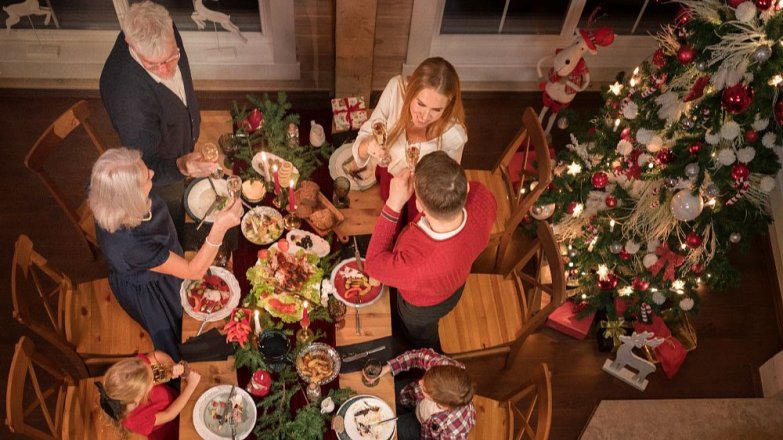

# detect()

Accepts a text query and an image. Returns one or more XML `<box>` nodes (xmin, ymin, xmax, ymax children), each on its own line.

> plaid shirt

<box><xmin>387</xmin><ymin>349</ymin><xmax>476</xmax><ymax>440</ymax></box>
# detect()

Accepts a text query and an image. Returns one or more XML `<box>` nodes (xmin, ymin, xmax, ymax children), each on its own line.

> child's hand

<box><xmin>184</xmin><ymin>369</ymin><xmax>201</xmax><ymax>388</ymax></box>
<box><xmin>171</xmin><ymin>362</ymin><xmax>185</xmax><ymax>378</ymax></box>
<box><xmin>380</xmin><ymin>364</ymin><xmax>392</xmax><ymax>377</ymax></box>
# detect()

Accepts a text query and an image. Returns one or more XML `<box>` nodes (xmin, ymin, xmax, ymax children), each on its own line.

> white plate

<box><xmin>180</xmin><ymin>266</ymin><xmax>241</xmax><ymax>321</ymax></box>
<box><xmin>240</xmin><ymin>206</ymin><xmax>284</xmax><ymax>245</ymax></box>
<box><xmin>286</xmin><ymin>229</ymin><xmax>330</xmax><ymax>257</ymax></box>
<box><xmin>329</xmin><ymin>143</ymin><xmax>377</xmax><ymax>191</ymax></box>
<box><xmin>184</xmin><ymin>178</ymin><xmax>229</xmax><ymax>223</ymax></box>
<box><xmin>336</xmin><ymin>395</ymin><xmax>395</xmax><ymax>440</ymax></box>
<box><xmin>330</xmin><ymin>258</ymin><xmax>385</xmax><ymax>308</ymax></box>
<box><xmin>251</xmin><ymin>152</ymin><xmax>300</xmax><ymax>182</ymax></box>
<box><xmin>193</xmin><ymin>385</ymin><xmax>257</xmax><ymax>440</ymax></box>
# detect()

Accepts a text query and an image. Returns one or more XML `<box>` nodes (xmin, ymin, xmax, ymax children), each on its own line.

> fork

<box><xmin>196</xmin><ymin>303</ymin><xmax>216</xmax><ymax>336</ymax></box>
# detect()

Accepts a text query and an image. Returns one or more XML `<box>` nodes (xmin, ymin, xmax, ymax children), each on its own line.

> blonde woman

<box><xmin>96</xmin><ymin>351</ymin><xmax>201</xmax><ymax>439</ymax></box>
<box><xmin>352</xmin><ymin>57</ymin><xmax>467</xmax><ymax>213</ymax></box>
<box><xmin>89</xmin><ymin>148</ymin><xmax>242</xmax><ymax>360</ymax></box>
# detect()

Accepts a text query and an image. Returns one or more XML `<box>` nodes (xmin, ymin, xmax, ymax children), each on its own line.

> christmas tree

<box><xmin>537</xmin><ymin>0</ymin><xmax>783</xmax><ymax>321</ymax></box>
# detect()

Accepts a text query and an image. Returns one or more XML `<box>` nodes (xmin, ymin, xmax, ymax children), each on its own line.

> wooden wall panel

<box><xmin>372</xmin><ymin>0</ymin><xmax>413</xmax><ymax>90</ymax></box>
<box><xmin>294</xmin><ymin>0</ymin><xmax>335</xmax><ymax>90</ymax></box>
<box><xmin>335</xmin><ymin>0</ymin><xmax>377</xmax><ymax>99</ymax></box>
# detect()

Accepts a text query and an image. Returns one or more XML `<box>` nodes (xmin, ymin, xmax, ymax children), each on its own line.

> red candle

<box><xmin>301</xmin><ymin>301</ymin><xmax>310</xmax><ymax>328</ymax></box>
<box><xmin>288</xmin><ymin>179</ymin><xmax>296</xmax><ymax>212</ymax></box>
<box><xmin>273</xmin><ymin>164</ymin><xmax>280</xmax><ymax>195</ymax></box>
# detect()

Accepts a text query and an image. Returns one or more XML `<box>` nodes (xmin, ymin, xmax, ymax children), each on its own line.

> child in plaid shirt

<box><xmin>381</xmin><ymin>349</ymin><xmax>475</xmax><ymax>440</ymax></box>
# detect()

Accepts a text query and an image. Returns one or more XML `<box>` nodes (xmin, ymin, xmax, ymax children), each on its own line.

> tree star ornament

<box><xmin>567</xmin><ymin>162</ymin><xmax>583</xmax><ymax>176</ymax></box>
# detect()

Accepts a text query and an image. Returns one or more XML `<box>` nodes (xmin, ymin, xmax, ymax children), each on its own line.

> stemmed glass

<box><xmin>371</xmin><ymin>119</ymin><xmax>391</xmax><ymax>167</ymax></box>
<box><xmin>226</xmin><ymin>175</ymin><xmax>242</xmax><ymax>201</ymax></box>
<box><xmin>405</xmin><ymin>142</ymin><xmax>420</xmax><ymax>171</ymax></box>
<box><xmin>200</xmin><ymin>142</ymin><xmax>224</xmax><ymax>179</ymax></box>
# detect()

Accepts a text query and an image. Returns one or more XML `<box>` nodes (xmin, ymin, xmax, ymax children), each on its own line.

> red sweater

<box><xmin>365</xmin><ymin>182</ymin><xmax>497</xmax><ymax>307</ymax></box>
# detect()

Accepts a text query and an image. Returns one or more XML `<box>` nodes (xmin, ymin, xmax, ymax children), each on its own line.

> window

<box><xmin>581</xmin><ymin>0</ymin><xmax>679</xmax><ymax>35</ymax></box>
<box><xmin>156</xmin><ymin>0</ymin><xmax>261</xmax><ymax>32</ymax></box>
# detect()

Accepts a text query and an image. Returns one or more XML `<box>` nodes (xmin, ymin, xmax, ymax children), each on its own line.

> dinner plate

<box><xmin>251</xmin><ymin>152</ymin><xmax>300</xmax><ymax>183</ymax></box>
<box><xmin>240</xmin><ymin>206</ymin><xmax>284</xmax><ymax>245</ymax></box>
<box><xmin>330</xmin><ymin>258</ymin><xmax>384</xmax><ymax>308</ymax></box>
<box><xmin>184</xmin><ymin>178</ymin><xmax>229</xmax><ymax>224</ymax></box>
<box><xmin>193</xmin><ymin>385</ymin><xmax>256</xmax><ymax>440</ymax></box>
<box><xmin>286</xmin><ymin>229</ymin><xmax>331</xmax><ymax>257</ymax></box>
<box><xmin>329</xmin><ymin>142</ymin><xmax>377</xmax><ymax>191</ymax></box>
<box><xmin>335</xmin><ymin>395</ymin><xmax>395</xmax><ymax>440</ymax></box>
<box><xmin>180</xmin><ymin>266</ymin><xmax>240</xmax><ymax>321</ymax></box>
<box><xmin>295</xmin><ymin>342</ymin><xmax>341</xmax><ymax>385</ymax></box>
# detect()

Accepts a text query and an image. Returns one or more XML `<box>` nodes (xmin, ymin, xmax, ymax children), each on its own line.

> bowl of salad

<box><xmin>241</xmin><ymin>206</ymin><xmax>284</xmax><ymax>245</ymax></box>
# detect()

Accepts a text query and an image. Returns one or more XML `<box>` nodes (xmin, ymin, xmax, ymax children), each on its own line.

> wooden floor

<box><xmin>1</xmin><ymin>89</ymin><xmax>780</xmax><ymax>440</ymax></box>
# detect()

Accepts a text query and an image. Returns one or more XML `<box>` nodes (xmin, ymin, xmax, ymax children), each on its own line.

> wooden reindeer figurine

<box><xmin>536</xmin><ymin>25</ymin><xmax>614</xmax><ymax>135</ymax></box>
<box><xmin>602</xmin><ymin>330</ymin><xmax>663</xmax><ymax>391</ymax></box>
<box><xmin>191</xmin><ymin>0</ymin><xmax>247</xmax><ymax>44</ymax></box>
<box><xmin>4</xmin><ymin>0</ymin><xmax>52</xmax><ymax>32</ymax></box>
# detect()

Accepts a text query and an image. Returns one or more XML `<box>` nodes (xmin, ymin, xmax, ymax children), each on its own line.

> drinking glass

<box><xmin>200</xmin><ymin>142</ymin><xmax>224</xmax><ymax>179</ymax></box>
<box><xmin>332</xmin><ymin>176</ymin><xmax>351</xmax><ymax>208</ymax></box>
<box><xmin>371</xmin><ymin>119</ymin><xmax>391</xmax><ymax>167</ymax></box>
<box><xmin>405</xmin><ymin>142</ymin><xmax>421</xmax><ymax>171</ymax></box>
<box><xmin>361</xmin><ymin>358</ymin><xmax>382</xmax><ymax>387</ymax></box>
<box><xmin>328</xmin><ymin>296</ymin><xmax>347</xmax><ymax>330</ymax></box>
<box><xmin>226</xmin><ymin>175</ymin><xmax>242</xmax><ymax>201</ymax></box>
<box><xmin>306</xmin><ymin>383</ymin><xmax>322</xmax><ymax>401</ymax></box>
<box><xmin>218</xmin><ymin>133</ymin><xmax>238</xmax><ymax>168</ymax></box>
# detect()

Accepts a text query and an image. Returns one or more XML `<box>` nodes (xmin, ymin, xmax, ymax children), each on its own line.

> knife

<box><xmin>219</xmin><ymin>385</ymin><xmax>236</xmax><ymax>428</ymax></box>
<box><xmin>207</xmin><ymin>176</ymin><xmax>219</xmax><ymax>196</ymax></box>
<box><xmin>353</xmin><ymin>236</ymin><xmax>364</xmax><ymax>272</ymax></box>
<box><xmin>342</xmin><ymin>345</ymin><xmax>385</xmax><ymax>362</ymax></box>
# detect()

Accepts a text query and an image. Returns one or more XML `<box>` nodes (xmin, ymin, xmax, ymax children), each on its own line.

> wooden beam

<box><xmin>335</xmin><ymin>0</ymin><xmax>377</xmax><ymax>99</ymax></box>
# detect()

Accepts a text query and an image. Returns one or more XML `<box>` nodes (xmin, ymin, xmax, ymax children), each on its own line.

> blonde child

<box><xmin>96</xmin><ymin>351</ymin><xmax>201</xmax><ymax>439</ymax></box>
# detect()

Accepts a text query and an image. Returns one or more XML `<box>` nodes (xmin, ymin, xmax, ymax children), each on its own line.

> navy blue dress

<box><xmin>96</xmin><ymin>194</ymin><xmax>183</xmax><ymax>360</ymax></box>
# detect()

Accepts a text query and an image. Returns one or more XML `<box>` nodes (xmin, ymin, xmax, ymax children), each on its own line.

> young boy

<box><xmin>365</xmin><ymin>151</ymin><xmax>497</xmax><ymax>349</ymax></box>
<box><xmin>381</xmin><ymin>348</ymin><xmax>476</xmax><ymax>439</ymax></box>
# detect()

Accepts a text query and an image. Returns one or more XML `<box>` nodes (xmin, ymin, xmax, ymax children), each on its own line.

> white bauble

<box><xmin>717</xmin><ymin>149</ymin><xmax>737</xmax><ymax>166</ymax></box>
<box><xmin>625</xmin><ymin>240</ymin><xmax>641</xmax><ymax>254</ymax></box>
<box><xmin>752</xmin><ymin>117</ymin><xmax>769</xmax><ymax>131</ymax></box>
<box><xmin>643</xmin><ymin>253</ymin><xmax>659</xmax><ymax>268</ymax></box>
<box><xmin>736</xmin><ymin>2</ymin><xmax>757</xmax><ymax>23</ymax></box>
<box><xmin>636</xmin><ymin>128</ymin><xmax>653</xmax><ymax>145</ymax></box>
<box><xmin>637</xmin><ymin>153</ymin><xmax>653</xmax><ymax>167</ymax></box>
<box><xmin>679</xmin><ymin>297</ymin><xmax>695</xmax><ymax>311</ymax></box>
<box><xmin>762</xmin><ymin>132</ymin><xmax>777</xmax><ymax>149</ymax></box>
<box><xmin>652</xmin><ymin>290</ymin><xmax>667</xmax><ymax>305</ymax></box>
<box><xmin>729</xmin><ymin>232</ymin><xmax>742</xmax><ymax>243</ymax></box>
<box><xmin>670</xmin><ymin>190</ymin><xmax>704</xmax><ymax>221</ymax></box>
<box><xmin>616</xmin><ymin>139</ymin><xmax>633</xmax><ymax>156</ymax></box>
<box><xmin>721</xmin><ymin>121</ymin><xmax>741</xmax><ymax>140</ymax></box>
<box><xmin>646</xmin><ymin>135</ymin><xmax>664</xmax><ymax>153</ymax></box>
<box><xmin>760</xmin><ymin>176</ymin><xmax>776</xmax><ymax>193</ymax></box>
<box><xmin>647</xmin><ymin>239</ymin><xmax>660</xmax><ymax>252</ymax></box>
<box><xmin>530</xmin><ymin>203</ymin><xmax>556</xmax><ymax>220</ymax></box>
<box><xmin>736</xmin><ymin>147</ymin><xmax>756</xmax><ymax>163</ymax></box>
<box><xmin>623</xmin><ymin>101</ymin><xmax>639</xmax><ymax>119</ymax></box>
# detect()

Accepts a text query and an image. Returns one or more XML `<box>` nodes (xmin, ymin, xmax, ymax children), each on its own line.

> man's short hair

<box><xmin>123</xmin><ymin>1</ymin><xmax>174</xmax><ymax>58</ymax></box>
<box><xmin>414</xmin><ymin>151</ymin><xmax>467</xmax><ymax>220</ymax></box>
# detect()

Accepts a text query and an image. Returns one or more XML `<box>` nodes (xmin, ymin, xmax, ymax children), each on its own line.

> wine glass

<box><xmin>226</xmin><ymin>175</ymin><xmax>242</xmax><ymax>201</ymax></box>
<box><xmin>371</xmin><ymin>119</ymin><xmax>391</xmax><ymax>167</ymax></box>
<box><xmin>200</xmin><ymin>142</ymin><xmax>224</xmax><ymax>179</ymax></box>
<box><xmin>405</xmin><ymin>142</ymin><xmax>420</xmax><ymax>171</ymax></box>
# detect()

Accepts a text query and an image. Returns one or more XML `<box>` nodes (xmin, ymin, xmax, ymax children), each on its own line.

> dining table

<box><xmin>178</xmin><ymin>110</ymin><xmax>397</xmax><ymax>439</ymax></box>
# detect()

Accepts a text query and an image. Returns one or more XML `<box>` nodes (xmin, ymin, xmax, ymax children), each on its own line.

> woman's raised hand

<box><xmin>214</xmin><ymin>198</ymin><xmax>243</xmax><ymax>231</ymax></box>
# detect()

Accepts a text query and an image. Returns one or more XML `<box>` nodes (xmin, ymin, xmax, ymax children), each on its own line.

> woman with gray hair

<box><xmin>89</xmin><ymin>148</ymin><xmax>242</xmax><ymax>360</ymax></box>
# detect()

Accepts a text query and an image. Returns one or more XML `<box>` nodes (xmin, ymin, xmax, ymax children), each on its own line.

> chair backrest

<box><xmin>25</xmin><ymin>100</ymin><xmax>106</xmax><ymax>257</ymax></box>
<box><xmin>513</xmin><ymin>222</ymin><xmax>566</xmax><ymax>324</ymax></box>
<box><xmin>506</xmin><ymin>363</ymin><xmax>552</xmax><ymax>440</ymax></box>
<box><xmin>11</xmin><ymin>234</ymin><xmax>89</xmax><ymax>378</ymax></box>
<box><xmin>495</xmin><ymin>108</ymin><xmax>553</xmax><ymax>273</ymax></box>
<box><xmin>6</xmin><ymin>336</ymin><xmax>78</xmax><ymax>440</ymax></box>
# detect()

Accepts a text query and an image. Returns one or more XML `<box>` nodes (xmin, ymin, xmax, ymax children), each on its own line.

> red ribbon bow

<box><xmin>648</xmin><ymin>243</ymin><xmax>685</xmax><ymax>281</ymax></box>
<box><xmin>331</xmin><ymin>97</ymin><xmax>367</xmax><ymax>130</ymax></box>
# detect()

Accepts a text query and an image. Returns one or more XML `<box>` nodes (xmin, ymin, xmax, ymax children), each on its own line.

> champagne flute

<box><xmin>226</xmin><ymin>175</ymin><xmax>242</xmax><ymax>201</ymax></box>
<box><xmin>200</xmin><ymin>142</ymin><xmax>223</xmax><ymax>179</ymax></box>
<box><xmin>371</xmin><ymin>119</ymin><xmax>391</xmax><ymax>167</ymax></box>
<box><xmin>405</xmin><ymin>142</ymin><xmax>420</xmax><ymax>171</ymax></box>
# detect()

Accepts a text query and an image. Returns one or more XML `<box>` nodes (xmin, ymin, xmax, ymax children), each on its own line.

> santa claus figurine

<box><xmin>537</xmin><ymin>25</ymin><xmax>615</xmax><ymax>134</ymax></box>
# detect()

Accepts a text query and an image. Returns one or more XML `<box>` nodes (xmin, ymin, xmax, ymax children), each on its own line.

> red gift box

<box><xmin>545</xmin><ymin>301</ymin><xmax>596</xmax><ymax>339</ymax></box>
<box><xmin>331</xmin><ymin>96</ymin><xmax>368</xmax><ymax>132</ymax></box>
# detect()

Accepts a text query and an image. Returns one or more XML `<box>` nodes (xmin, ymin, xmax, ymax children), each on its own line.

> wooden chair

<box><xmin>11</xmin><ymin>234</ymin><xmax>153</xmax><ymax>370</ymax></box>
<box><xmin>438</xmin><ymin>222</ymin><xmax>565</xmax><ymax>369</ymax></box>
<box><xmin>469</xmin><ymin>107</ymin><xmax>553</xmax><ymax>275</ymax></box>
<box><xmin>469</xmin><ymin>363</ymin><xmax>553</xmax><ymax>440</ymax></box>
<box><xmin>5</xmin><ymin>336</ymin><xmax>142</xmax><ymax>440</ymax></box>
<box><xmin>24</xmin><ymin>100</ymin><xmax>107</xmax><ymax>258</ymax></box>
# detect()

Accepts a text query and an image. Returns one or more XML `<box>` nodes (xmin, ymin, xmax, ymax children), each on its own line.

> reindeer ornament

<box><xmin>602</xmin><ymin>331</ymin><xmax>663</xmax><ymax>391</ymax></box>
<box><xmin>537</xmin><ymin>26</ymin><xmax>615</xmax><ymax>135</ymax></box>
<box><xmin>4</xmin><ymin>0</ymin><xmax>53</xmax><ymax>32</ymax></box>
<box><xmin>191</xmin><ymin>0</ymin><xmax>247</xmax><ymax>44</ymax></box>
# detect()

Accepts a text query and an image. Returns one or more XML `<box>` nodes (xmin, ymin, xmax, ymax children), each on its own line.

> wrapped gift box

<box><xmin>331</xmin><ymin>96</ymin><xmax>368</xmax><ymax>133</ymax></box>
<box><xmin>545</xmin><ymin>300</ymin><xmax>596</xmax><ymax>340</ymax></box>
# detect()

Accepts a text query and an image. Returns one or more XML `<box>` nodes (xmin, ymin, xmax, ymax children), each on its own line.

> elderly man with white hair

<box><xmin>100</xmin><ymin>1</ymin><xmax>214</xmax><ymax>242</ymax></box>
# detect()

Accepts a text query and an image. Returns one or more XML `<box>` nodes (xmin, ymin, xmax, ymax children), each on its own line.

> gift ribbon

<box><xmin>600</xmin><ymin>317</ymin><xmax>627</xmax><ymax>346</ymax></box>
<box><xmin>648</xmin><ymin>243</ymin><xmax>685</xmax><ymax>281</ymax></box>
<box><xmin>333</xmin><ymin>97</ymin><xmax>366</xmax><ymax>130</ymax></box>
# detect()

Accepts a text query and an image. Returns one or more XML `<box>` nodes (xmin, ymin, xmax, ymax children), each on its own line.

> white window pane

<box><xmin>581</xmin><ymin>0</ymin><xmax>678</xmax><ymax>35</ymax></box>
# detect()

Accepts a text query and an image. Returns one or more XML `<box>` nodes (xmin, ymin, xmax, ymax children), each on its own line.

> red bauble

<box><xmin>688</xmin><ymin>142</ymin><xmax>702</xmax><ymax>155</ymax></box>
<box><xmin>745</xmin><ymin>129</ymin><xmax>759</xmax><ymax>143</ymax></box>
<box><xmin>755</xmin><ymin>0</ymin><xmax>773</xmax><ymax>11</ymax></box>
<box><xmin>731</xmin><ymin>163</ymin><xmax>750</xmax><ymax>181</ymax></box>
<box><xmin>632</xmin><ymin>277</ymin><xmax>650</xmax><ymax>292</ymax></box>
<box><xmin>620</xmin><ymin>127</ymin><xmax>632</xmax><ymax>140</ymax></box>
<box><xmin>727</xmin><ymin>0</ymin><xmax>745</xmax><ymax>6</ymax></box>
<box><xmin>692</xmin><ymin>263</ymin><xmax>705</xmax><ymax>275</ymax></box>
<box><xmin>775</xmin><ymin>98</ymin><xmax>783</xmax><ymax>126</ymax></box>
<box><xmin>566</xmin><ymin>201</ymin><xmax>577</xmax><ymax>215</ymax></box>
<box><xmin>686</xmin><ymin>231</ymin><xmax>703</xmax><ymax>248</ymax></box>
<box><xmin>598</xmin><ymin>273</ymin><xmax>619</xmax><ymax>291</ymax></box>
<box><xmin>721</xmin><ymin>83</ymin><xmax>753</xmax><ymax>114</ymax></box>
<box><xmin>675</xmin><ymin>6</ymin><xmax>692</xmax><ymax>27</ymax></box>
<box><xmin>655</xmin><ymin>148</ymin><xmax>673</xmax><ymax>165</ymax></box>
<box><xmin>592</xmin><ymin>172</ymin><xmax>609</xmax><ymax>189</ymax></box>
<box><xmin>248</xmin><ymin>370</ymin><xmax>272</xmax><ymax>397</ymax></box>
<box><xmin>619</xmin><ymin>249</ymin><xmax>632</xmax><ymax>261</ymax></box>
<box><xmin>246</xmin><ymin>108</ymin><xmax>264</xmax><ymax>132</ymax></box>
<box><xmin>652</xmin><ymin>48</ymin><xmax>667</xmax><ymax>67</ymax></box>
<box><xmin>677</xmin><ymin>44</ymin><xmax>697</xmax><ymax>65</ymax></box>
<box><xmin>605</xmin><ymin>195</ymin><xmax>618</xmax><ymax>208</ymax></box>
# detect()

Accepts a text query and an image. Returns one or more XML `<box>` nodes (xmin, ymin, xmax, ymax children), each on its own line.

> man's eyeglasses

<box><xmin>141</xmin><ymin>47</ymin><xmax>180</xmax><ymax>71</ymax></box>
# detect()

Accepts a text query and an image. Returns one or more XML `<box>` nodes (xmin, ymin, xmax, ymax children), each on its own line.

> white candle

<box><xmin>254</xmin><ymin>310</ymin><xmax>261</xmax><ymax>336</ymax></box>
<box><xmin>261</xmin><ymin>152</ymin><xmax>271</xmax><ymax>180</ymax></box>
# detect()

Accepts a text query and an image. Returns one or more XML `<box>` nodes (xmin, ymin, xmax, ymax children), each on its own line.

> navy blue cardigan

<box><xmin>100</xmin><ymin>27</ymin><xmax>200</xmax><ymax>186</ymax></box>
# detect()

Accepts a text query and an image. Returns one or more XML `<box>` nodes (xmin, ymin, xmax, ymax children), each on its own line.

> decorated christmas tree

<box><xmin>537</xmin><ymin>0</ymin><xmax>782</xmax><ymax>324</ymax></box>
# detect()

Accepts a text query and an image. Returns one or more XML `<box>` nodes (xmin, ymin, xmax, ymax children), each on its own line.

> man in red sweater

<box><xmin>365</xmin><ymin>151</ymin><xmax>497</xmax><ymax>349</ymax></box>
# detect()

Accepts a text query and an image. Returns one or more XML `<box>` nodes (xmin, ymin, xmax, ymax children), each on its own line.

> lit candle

<box><xmin>288</xmin><ymin>179</ymin><xmax>296</xmax><ymax>212</ymax></box>
<box><xmin>273</xmin><ymin>164</ymin><xmax>280</xmax><ymax>195</ymax></box>
<box><xmin>301</xmin><ymin>301</ymin><xmax>310</xmax><ymax>329</ymax></box>
<box><xmin>261</xmin><ymin>151</ymin><xmax>271</xmax><ymax>180</ymax></box>
<box><xmin>254</xmin><ymin>310</ymin><xmax>261</xmax><ymax>336</ymax></box>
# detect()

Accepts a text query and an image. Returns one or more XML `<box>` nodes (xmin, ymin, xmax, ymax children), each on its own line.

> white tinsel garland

<box><xmin>706</xmin><ymin>20</ymin><xmax>770</xmax><ymax>89</ymax></box>
<box><xmin>622</xmin><ymin>181</ymin><xmax>678</xmax><ymax>242</ymax></box>
<box><xmin>676</xmin><ymin>0</ymin><xmax>722</xmax><ymax>24</ymax></box>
